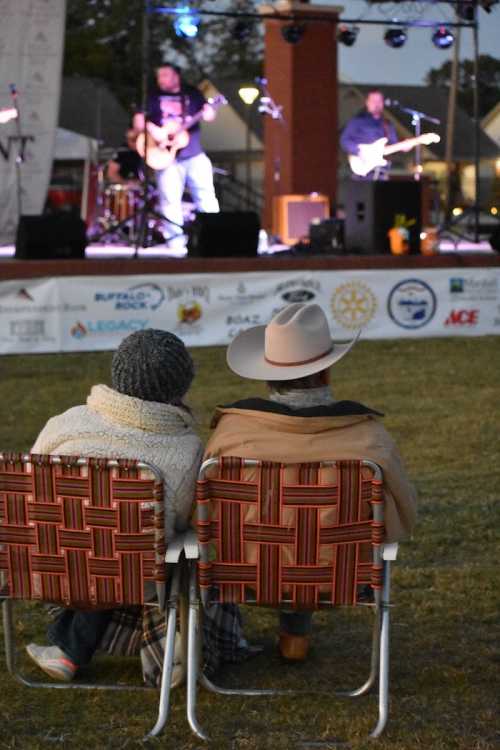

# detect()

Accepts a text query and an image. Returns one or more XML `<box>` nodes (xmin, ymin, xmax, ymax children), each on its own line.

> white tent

<box><xmin>54</xmin><ymin>127</ymin><xmax>98</xmax><ymax>161</ymax></box>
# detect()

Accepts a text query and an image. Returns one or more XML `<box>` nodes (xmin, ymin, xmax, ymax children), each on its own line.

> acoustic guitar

<box><xmin>348</xmin><ymin>132</ymin><xmax>440</xmax><ymax>177</ymax></box>
<box><xmin>135</xmin><ymin>95</ymin><xmax>227</xmax><ymax>171</ymax></box>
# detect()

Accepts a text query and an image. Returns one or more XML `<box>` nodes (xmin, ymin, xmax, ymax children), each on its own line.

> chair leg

<box><xmin>186</xmin><ymin>563</ymin><xmax>209</xmax><ymax>741</ymax></box>
<box><xmin>147</xmin><ymin>564</ymin><xmax>182</xmax><ymax>738</ymax></box>
<box><xmin>339</xmin><ymin>607</ymin><xmax>380</xmax><ymax>698</ymax></box>
<box><xmin>370</xmin><ymin>562</ymin><xmax>391</xmax><ymax>739</ymax></box>
<box><xmin>2</xmin><ymin>599</ymin><xmax>17</xmax><ymax>675</ymax></box>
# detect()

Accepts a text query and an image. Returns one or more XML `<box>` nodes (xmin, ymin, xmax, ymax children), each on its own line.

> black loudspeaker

<box><xmin>490</xmin><ymin>226</ymin><xmax>500</xmax><ymax>253</ymax></box>
<box><xmin>187</xmin><ymin>212</ymin><xmax>260</xmax><ymax>257</ymax></box>
<box><xmin>15</xmin><ymin>213</ymin><xmax>87</xmax><ymax>260</ymax></box>
<box><xmin>309</xmin><ymin>218</ymin><xmax>345</xmax><ymax>254</ymax></box>
<box><xmin>345</xmin><ymin>180</ymin><xmax>422</xmax><ymax>254</ymax></box>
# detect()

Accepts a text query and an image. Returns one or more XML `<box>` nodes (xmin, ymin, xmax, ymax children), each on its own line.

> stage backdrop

<box><xmin>0</xmin><ymin>267</ymin><xmax>498</xmax><ymax>354</ymax></box>
<box><xmin>0</xmin><ymin>0</ymin><xmax>66</xmax><ymax>246</ymax></box>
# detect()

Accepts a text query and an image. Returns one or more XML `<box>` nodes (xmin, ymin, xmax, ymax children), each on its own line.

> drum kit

<box><xmin>87</xmin><ymin>151</ymin><xmax>194</xmax><ymax>247</ymax></box>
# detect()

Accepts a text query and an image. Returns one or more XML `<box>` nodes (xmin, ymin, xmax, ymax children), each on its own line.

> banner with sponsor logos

<box><xmin>0</xmin><ymin>267</ymin><xmax>499</xmax><ymax>354</ymax></box>
<box><xmin>0</xmin><ymin>0</ymin><xmax>66</xmax><ymax>245</ymax></box>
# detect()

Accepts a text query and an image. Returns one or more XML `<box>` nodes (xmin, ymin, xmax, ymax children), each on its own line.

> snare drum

<box><xmin>104</xmin><ymin>184</ymin><xmax>140</xmax><ymax>222</ymax></box>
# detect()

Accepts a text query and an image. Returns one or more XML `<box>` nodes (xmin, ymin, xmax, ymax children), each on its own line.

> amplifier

<box><xmin>273</xmin><ymin>193</ymin><xmax>330</xmax><ymax>245</ymax></box>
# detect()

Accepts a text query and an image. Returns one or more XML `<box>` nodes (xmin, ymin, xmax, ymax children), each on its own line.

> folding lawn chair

<box><xmin>0</xmin><ymin>452</ymin><xmax>186</xmax><ymax>738</ymax></box>
<box><xmin>186</xmin><ymin>457</ymin><xmax>399</xmax><ymax>742</ymax></box>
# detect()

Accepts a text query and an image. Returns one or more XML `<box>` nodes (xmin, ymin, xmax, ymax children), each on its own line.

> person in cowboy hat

<box><xmin>204</xmin><ymin>303</ymin><xmax>417</xmax><ymax>661</ymax></box>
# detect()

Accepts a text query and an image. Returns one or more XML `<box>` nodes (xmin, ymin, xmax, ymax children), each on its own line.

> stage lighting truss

<box><xmin>432</xmin><ymin>25</ymin><xmax>454</xmax><ymax>48</ymax></box>
<box><xmin>281</xmin><ymin>22</ymin><xmax>306</xmax><ymax>44</ymax></box>
<box><xmin>384</xmin><ymin>26</ymin><xmax>407</xmax><ymax>48</ymax></box>
<box><xmin>338</xmin><ymin>24</ymin><xmax>359</xmax><ymax>46</ymax></box>
<box><xmin>173</xmin><ymin>6</ymin><xmax>200</xmax><ymax>38</ymax></box>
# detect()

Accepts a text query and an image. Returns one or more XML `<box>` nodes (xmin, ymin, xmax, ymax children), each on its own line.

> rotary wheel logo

<box><xmin>331</xmin><ymin>281</ymin><xmax>377</xmax><ymax>329</ymax></box>
<box><xmin>178</xmin><ymin>301</ymin><xmax>202</xmax><ymax>325</ymax></box>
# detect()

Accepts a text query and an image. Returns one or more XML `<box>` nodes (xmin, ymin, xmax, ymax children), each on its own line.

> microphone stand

<box><xmin>388</xmin><ymin>99</ymin><xmax>440</xmax><ymax>181</ymax></box>
<box><xmin>9</xmin><ymin>84</ymin><xmax>23</xmax><ymax>221</ymax></box>
<box><xmin>256</xmin><ymin>77</ymin><xmax>286</xmax><ymax>194</ymax></box>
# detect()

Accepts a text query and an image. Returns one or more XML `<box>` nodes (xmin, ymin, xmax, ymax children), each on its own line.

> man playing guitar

<box><xmin>341</xmin><ymin>90</ymin><xmax>439</xmax><ymax>179</ymax></box>
<box><xmin>132</xmin><ymin>63</ymin><xmax>219</xmax><ymax>249</ymax></box>
<box><xmin>341</xmin><ymin>90</ymin><xmax>408</xmax><ymax>180</ymax></box>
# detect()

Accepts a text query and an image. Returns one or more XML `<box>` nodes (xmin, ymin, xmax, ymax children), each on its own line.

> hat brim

<box><xmin>227</xmin><ymin>326</ymin><xmax>361</xmax><ymax>381</ymax></box>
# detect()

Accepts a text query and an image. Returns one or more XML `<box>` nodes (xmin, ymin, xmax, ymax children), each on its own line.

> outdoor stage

<box><xmin>1</xmin><ymin>244</ymin><xmax>499</xmax><ymax>355</ymax></box>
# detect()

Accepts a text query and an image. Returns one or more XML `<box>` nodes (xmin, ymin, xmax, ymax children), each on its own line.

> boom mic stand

<box><xmin>386</xmin><ymin>99</ymin><xmax>441</xmax><ymax>181</ymax></box>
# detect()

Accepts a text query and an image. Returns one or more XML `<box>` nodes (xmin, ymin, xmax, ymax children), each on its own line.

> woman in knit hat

<box><xmin>25</xmin><ymin>329</ymin><xmax>249</xmax><ymax>686</ymax></box>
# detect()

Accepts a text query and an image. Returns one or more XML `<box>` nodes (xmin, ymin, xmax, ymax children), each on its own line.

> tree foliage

<box><xmin>64</xmin><ymin>0</ymin><xmax>264</xmax><ymax>113</ymax></box>
<box><xmin>425</xmin><ymin>55</ymin><xmax>500</xmax><ymax>118</ymax></box>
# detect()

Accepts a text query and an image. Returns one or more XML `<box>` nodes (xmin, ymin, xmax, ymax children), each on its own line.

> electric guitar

<box><xmin>348</xmin><ymin>133</ymin><xmax>440</xmax><ymax>177</ymax></box>
<box><xmin>0</xmin><ymin>107</ymin><xmax>17</xmax><ymax>125</ymax></box>
<box><xmin>135</xmin><ymin>95</ymin><xmax>227</xmax><ymax>171</ymax></box>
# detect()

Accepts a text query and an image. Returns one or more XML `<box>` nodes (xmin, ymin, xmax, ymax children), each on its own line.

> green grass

<box><xmin>0</xmin><ymin>338</ymin><xmax>499</xmax><ymax>749</ymax></box>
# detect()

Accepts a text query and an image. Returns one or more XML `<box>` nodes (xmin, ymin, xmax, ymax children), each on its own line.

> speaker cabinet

<box><xmin>344</xmin><ymin>180</ymin><xmax>422</xmax><ymax>254</ymax></box>
<box><xmin>273</xmin><ymin>194</ymin><xmax>330</xmax><ymax>245</ymax></box>
<box><xmin>187</xmin><ymin>212</ymin><xmax>260</xmax><ymax>257</ymax></box>
<box><xmin>15</xmin><ymin>213</ymin><xmax>87</xmax><ymax>260</ymax></box>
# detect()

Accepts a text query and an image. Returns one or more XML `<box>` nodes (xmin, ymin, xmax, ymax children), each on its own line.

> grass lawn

<box><xmin>0</xmin><ymin>338</ymin><xmax>499</xmax><ymax>749</ymax></box>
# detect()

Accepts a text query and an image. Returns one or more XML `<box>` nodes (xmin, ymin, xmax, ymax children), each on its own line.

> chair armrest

<box><xmin>183</xmin><ymin>528</ymin><xmax>199</xmax><ymax>559</ymax></box>
<box><xmin>382</xmin><ymin>542</ymin><xmax>399</xmax><ymax>561</ymax></box>
<box><xmin>165</xmin><ymin>532</ymin><xmax>186</xmax><ymax>563</ymax></box>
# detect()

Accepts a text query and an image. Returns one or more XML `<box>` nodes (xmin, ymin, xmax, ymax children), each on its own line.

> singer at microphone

<box><xmin>340</xmin><ymin>88</ymin><xmax>398</xmax><ymax>180</ymax></box>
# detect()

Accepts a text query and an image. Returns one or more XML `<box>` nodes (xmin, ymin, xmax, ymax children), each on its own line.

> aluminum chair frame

<box><xmin>186</xmin><ymin>457</ymin><xmax>397</xmax><ymax>742</ymax></box>
<box><xmin>0</xmin><ymin>453</ymin><xmax>186</xmax><ymax>738</ymax></box>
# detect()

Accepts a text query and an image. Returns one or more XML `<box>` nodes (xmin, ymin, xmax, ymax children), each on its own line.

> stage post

<box><xmin>260</xmin><ymin>2</ymin><xmax>341</xmax><ymax>231</ymax></box>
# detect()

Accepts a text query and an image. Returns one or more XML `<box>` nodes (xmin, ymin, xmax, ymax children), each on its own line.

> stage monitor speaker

<box><xmin>15</xmin><ymin>213</ymin><xmax>87</xmax><ymax>260</ymax></box>
<box><xmin>344</xmin><ymin>180</ymin><xmax>422</xmax><ymax>254</ymax></box>
<box><xmin>273</xmin><ymin>194</ymin><xmax>330</xmax><ymax>245</ymax></box>
<box><xmin>187</xmin><ymin>212</ymin><xmax>260</xmax><ymax>257</ymax></box>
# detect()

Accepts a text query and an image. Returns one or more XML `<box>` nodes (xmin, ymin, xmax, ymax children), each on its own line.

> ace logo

<box><xmin>444</xmin><ymin>309</ymin><xmax>479</xmax><ymax>326</ymax></box>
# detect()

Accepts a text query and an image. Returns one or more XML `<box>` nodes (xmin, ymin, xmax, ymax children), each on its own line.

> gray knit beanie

<box><xmin>111</xmin><ymin>329</ymin><xmax>194</xmax><ymax>404</ymax></box>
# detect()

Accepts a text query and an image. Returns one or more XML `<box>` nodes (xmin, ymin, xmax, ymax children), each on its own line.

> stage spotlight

<box><xmin>432</xmin><ymin>26</ymin><xmax>454</xmax><ymax>49</ymax></box>
<box><xmin>173</xmin><ymin>7</ymin><xmax>200</xmax><ymax>38</ymax></box>
<box><xmin>281</xmin><ymin>23</ymin><xmax>306</xmax><ymax>44</ymax></box>
<box><xmin>338</xmin><ymin>25</ymin><xmax>359</xmax><ymax>47</ymax></box>
<box><xmin>384</xmin><ymin>27</ymin><xmax>407</xmax><ymax>48</ymax></box>
<box><xmin>233</xmin><ymin>20</ymin><xmax>252</xmax><ymax>42</ymax></box>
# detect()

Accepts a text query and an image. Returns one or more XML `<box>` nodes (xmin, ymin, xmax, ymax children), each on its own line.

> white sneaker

<box><xmin>26</xmin><ymin>643</ymin><xmax>77</xmax><ymax>682</ymax></box>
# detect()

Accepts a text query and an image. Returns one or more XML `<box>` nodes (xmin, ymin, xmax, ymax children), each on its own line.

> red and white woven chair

<box><xmin>0</xmin><ymin>452</ymin><xmax>186</xmax><ymax>738</ymax></box>
<box><xmin>185</xmin><ymin>457</ymin><xmax>399</xmax><ymax>742</ymax></box>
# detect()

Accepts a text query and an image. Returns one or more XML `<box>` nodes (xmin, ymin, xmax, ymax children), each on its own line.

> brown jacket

<box><xmin>204</xmin><ymin>399</ymin><xmax>417</xmax><ymax>543</ymax></box>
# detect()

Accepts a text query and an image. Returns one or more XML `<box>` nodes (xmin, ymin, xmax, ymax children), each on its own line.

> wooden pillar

<box><xmin>261</xmin><ymin>2</ymin><xmax>341</xmax><ymax>230</ymax></box>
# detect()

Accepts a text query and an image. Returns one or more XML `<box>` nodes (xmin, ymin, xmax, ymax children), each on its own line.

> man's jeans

<box><xmin>156</xmin><ymin>152</ymin><xmax>219</xmax><ymax>247</ymax></box>
<box><xmin>48</xmin><ymin>609</ymin><xmax>113</xmax><ymax>667</ymax></box>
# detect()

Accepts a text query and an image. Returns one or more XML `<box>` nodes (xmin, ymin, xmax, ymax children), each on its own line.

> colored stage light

<box><xmin>173</xmin><ymin>7</ymin><xmax>200</xmax><ymax>38</ymax></box>
<box><xmin>384</xmin><ymin>27</ymin><xmax>407</xmax><ymax>48</ymax></box>
<box><xmin>432</xmin><ymin>26</ymin><xmax>454</xmax><ymax>49</ymax></box>
<box><xmin>338</xmin><ymin>25</ymin><xmax>359</xmax><ymax>47</ymax></box>
<box><xmin>281</xmin><ymin>23</ymin><xmax>305</xmax><ymax>44</ymax></box>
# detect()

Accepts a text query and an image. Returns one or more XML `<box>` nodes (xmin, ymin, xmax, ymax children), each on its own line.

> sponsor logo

<box><xmin>70</xmin><ymin>319</ymin><xmax>149</xmax><ymax>339</ymax></box>
<box><xmin>449</xmin><ymin>276</ymin><xmax>497</xmax><ymax>301</ymax></box>
<box><xmin>17</xmin><ymin>288</ymin><xmax>34</xmax><ymax>302</ymax></box>
<box><xmin>387</xmin><ymin>279</ymin><xmax>436</xmax><ymax>329</ymax></box>
<box><xmin>167</xmin><ymin>284</ymin><xmax>210</xmax><ymax>304</ymax></box>
<box><xmin>177</xmin><ymin>302</ymin><xmax>202</xmax><ymax>325</ymax></box>
<box><xmin>1</xmin><ymin>318</ymin><xmax>55</xmax><ymax>345</ymax></box>
<box><xmin>226</xmin><ymin>313</ymin><xmax>262</xmax><ymax>340</ymax></box>
<box><xmin>331</xmin><ymin>281</ymin><xmax>377</xmax><ymax>330</ymax></box>
<box><xmin>444</xmin><ymin>309</ymin><xmax>479</xmax><ymax>326</ymax></box>
<box><xmin>10</xmin><ymin>319</ymin><xmax>45</xmax><ymax>337</ymax></box>
<box><xmin>217</xmin><ymin>281</ymin><xmax>266</xmax><ymax>305</ymax></box>
<box><xmin>95</xmin><ymin>283</ymin><xmax>165</xmax><ymax>311</ymax></box>
<box><xmin>275</xmin><ymin>277</ymin><xmax>321</xmax><ymax>304</ymax></box>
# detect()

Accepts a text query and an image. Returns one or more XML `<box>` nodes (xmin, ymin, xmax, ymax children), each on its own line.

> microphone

<box><xmin>384</xmin><ymin>97</ymin><xmax>399</xmax><ymax>108</ymax></box>
<box><xmin>9</xmin><ymin>83</ymin><xmax>17</xmax><ymax>97</ymax></box>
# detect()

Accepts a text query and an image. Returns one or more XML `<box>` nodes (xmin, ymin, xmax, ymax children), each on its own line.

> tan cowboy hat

<box><xmin>227</xmin><ymin>303</ymin><xmax>360</xmax><ymax>381</ymax></box>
